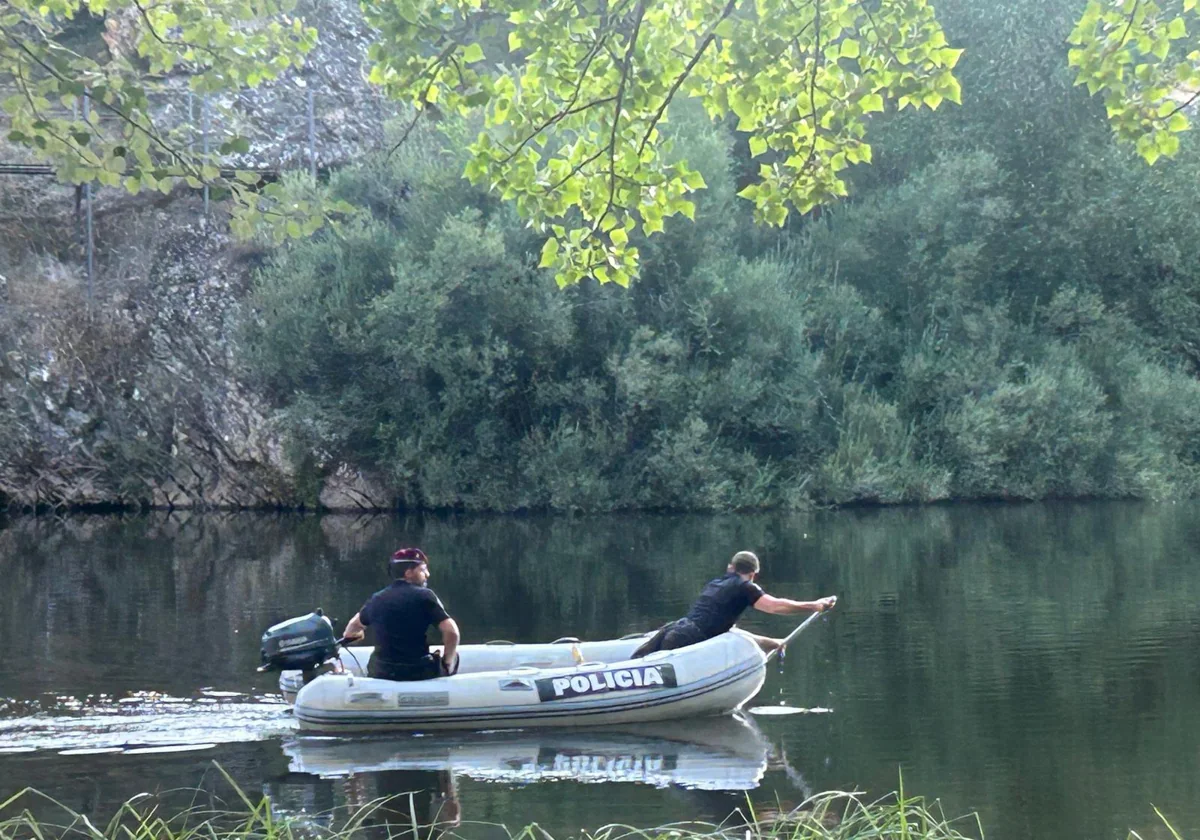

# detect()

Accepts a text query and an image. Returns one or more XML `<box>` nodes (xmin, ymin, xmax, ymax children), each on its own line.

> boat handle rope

<box><xmin>334</xmin><ymin>637</ymin><xmax>365</xmax><ymax>675</ymax></box>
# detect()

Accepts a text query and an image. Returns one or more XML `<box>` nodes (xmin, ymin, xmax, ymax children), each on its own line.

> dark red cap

<box><xmin>390</xmin><ymin>547</ymin><xmax>428</xmax><ymax>568</ymax></box>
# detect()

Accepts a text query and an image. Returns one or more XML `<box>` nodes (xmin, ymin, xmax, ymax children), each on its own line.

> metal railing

<box><xmin>0</xmin><ymin>83</ymin><xmax>372</xmax><ymax>305</ymax></box>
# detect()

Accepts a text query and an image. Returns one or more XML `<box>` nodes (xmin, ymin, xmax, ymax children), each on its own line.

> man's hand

<box><xmin>814</xmin><ymin>596</ymin><xmax>838</xmax><ymax>612</ymax></box>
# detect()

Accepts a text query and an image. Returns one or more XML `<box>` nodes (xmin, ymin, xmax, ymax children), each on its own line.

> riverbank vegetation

<box><xmin>241</xmin><ymin>0</ymin><xmax>1200</xmax><ymax>512</ymax></box>
<box><xmin>1</xmin><ymin>777</ymin><xmax>1186</xmax><ymax>840</ymax></box>
<box><xmin>6</xmin><ymin>0</ymin><xmax>1200</xmax><ymax>512</ymax></box>
<box><xmin>0</xmin><ymin>780</ymin><xmax>982</xmax><ymax>840</ymax></box>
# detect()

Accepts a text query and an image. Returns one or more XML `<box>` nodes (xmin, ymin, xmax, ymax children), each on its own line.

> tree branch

<box><xmin>636</xmin><ymin>0</ymin><xmax>739</xmax><ymax>157</ymax></box>
<box><xmin>497</xmin><ymin>31</ymin><xmax>613</xmax><ymax>165</ymax></box>
<box><xmin>598</xmin><ymin>0</ymin><xmax>647</xmax><ymax>232</ymax></box>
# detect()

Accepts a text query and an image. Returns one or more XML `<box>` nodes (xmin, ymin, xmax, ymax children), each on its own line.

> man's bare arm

<box><xmin>753</xmin><ymin>594</ymin><xmax>837</xmax><ymax>615</ymax></box>
<box><xmin>343</xmin><ymin>612</ymin><xmax>366</xmax><ymax>640</ymax></box>
<box><xmin>438</xmin><ymin>617</ymin><xmax>460</xmax><ymax>665</ymax></box>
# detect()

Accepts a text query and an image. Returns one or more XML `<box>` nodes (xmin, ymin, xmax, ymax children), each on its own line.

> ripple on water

<box><xmin>0</xmin><ymin>692</ymin><xmax>293</xmax><ymax>753</ymax></box>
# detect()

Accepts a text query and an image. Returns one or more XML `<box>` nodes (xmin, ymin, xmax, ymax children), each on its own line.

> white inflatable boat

<box><xmin>281</xmin><ymin>714</ymin><xmax>771</xmax><ymax>789</ymax></box>
<box><xmin>278</xmin><ymin>630</ymin><xmax>768</xmax><ymax>732</ymax></box>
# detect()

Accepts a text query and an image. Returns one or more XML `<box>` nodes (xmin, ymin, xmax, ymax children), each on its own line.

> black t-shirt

<box><xmin>684</xmin><ymin>572</ymin><xmax>765</xmax><ymax>637</ymax></box>
<box><xmin>359</xmin><ymin>581</ymin><xmax>451</xmax><ymax>665</ymax></box>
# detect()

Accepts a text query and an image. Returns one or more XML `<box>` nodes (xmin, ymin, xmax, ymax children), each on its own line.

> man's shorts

<box><xmin>368</xmin><ymin>652</ymin><xmax>444</xmax><ymax>681</ymax></box>
<box><xmin>631</xmin><ymin>617</ymin><xmax>707</xmax><ymax>658</ymax></box>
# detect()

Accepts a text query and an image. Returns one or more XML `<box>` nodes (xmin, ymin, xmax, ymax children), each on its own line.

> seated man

<box><xmin>633</xmin><ymin>550</ymin><xmax>836</xmax><ymax>657</ymax></box>
<box><xmin>343</xmin><ymin>547</ymin><xmax>460</xmax><ymax>681</ymax></box>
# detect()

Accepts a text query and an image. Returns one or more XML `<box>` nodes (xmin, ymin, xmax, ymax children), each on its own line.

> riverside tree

<box><xmin>3</xmin><ymin>0</ymin><xmax>1199</xmax><ymax>282</ymax></box>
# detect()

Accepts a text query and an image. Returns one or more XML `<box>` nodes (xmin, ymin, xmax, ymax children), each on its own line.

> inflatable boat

<box><xmin>283</xmin><ymin>632</ymin><xmax>764</xmax><ymax>731</ymax></box>
<box><xmin>281</xmin><ymin>714</ymin><xmax>772</xmax><ymax>789</ymax></box>
<box><xmin>261</xmin><ymin>609</ymin><xmax>828</xmax><ymax>733</ymax></box>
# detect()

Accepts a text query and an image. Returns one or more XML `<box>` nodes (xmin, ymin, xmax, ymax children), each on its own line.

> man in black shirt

<box><xmin>343</xmin><ymin>548</ymin><xmax>461</xmax><ymax>681</ymax></box>
<box><xmin>633</xmin><ymin>550</ymin><xmax>836</xmax><ymax>657</ymax></box>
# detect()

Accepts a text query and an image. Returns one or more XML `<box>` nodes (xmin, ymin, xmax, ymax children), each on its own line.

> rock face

<box><xmin>0</xmin><ymin>207</ymin><xmax>298</xmax><ymax>509</ymax></box>
<box><xmin>0</xmin><ymin>0</ymin><xmax>395</xmax><ymax>511</ymax></box>
<box><xmin>100</xmin><ymin>0</ymin><xmax>392</xmax><ymax>173</ymax></box>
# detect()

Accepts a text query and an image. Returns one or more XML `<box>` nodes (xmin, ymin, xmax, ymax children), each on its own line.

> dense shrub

<box><xmin>240</xmin><ymin>0</ymin><xmax>1200</xmax><ymax>512</ymax></box>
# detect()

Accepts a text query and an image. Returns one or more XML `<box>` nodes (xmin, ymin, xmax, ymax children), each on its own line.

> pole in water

<box><xmin>749</xmin><ymin>609</ymin><xmax>835</xmax><ymax>716</ymax></box>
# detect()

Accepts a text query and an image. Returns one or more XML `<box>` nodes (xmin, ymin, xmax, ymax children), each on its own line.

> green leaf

<box><xmin>944</xmin><ymin>76</ymin><xmax>962</xmax><ymax>105</ymax></box>
<box><xmin>861</xmin><ymin>93</ymin><xmax>885</xmax><ymax>113</ymax></box>
<box><xmin>462</xmin><ymin>43</ymin><xmax>485</xmax><ymax>63</ymax></box>
<box><xmin>749</xmin><ymin>136</ymin><xmax>768</xmax><ymax>156</ymax></box>
<box><xmin>539</xmin><ymin>236</ymin><xmax>560</xmax><ymax>268</ymax></box>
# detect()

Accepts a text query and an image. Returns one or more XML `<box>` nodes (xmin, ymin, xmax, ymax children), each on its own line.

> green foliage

<box><xmin>242</xmin><ymin>63</ymin><xmax>1200</xmax><ymax>509</ymax></box>
<box><xmin>366</xmin><ymin>0</ymin><xmax>963</xmax><ymax>286</ymax></box>
<box><xmin>944</xmin><ymin>345</ymin><xmax>1113</xmax><ymax>499</ymax></box>
<box><xmin>1068</xmin><ymin>0</ymin><xmax>1200</xmax><ymax>163</ymax></box>
<box><xmin>6</xmin><ymin>0</ymin><xmax>1199</xmax><ymax>278</ymax></box>
<box><xmin>817</xmin><ymin>384</ymin><xmax>951</xmax><ymax>504</ymax></box>
<box><xmin>0</xmin><ymin>0</ymin><xmax>334</xmax><ymax>240</ymax></box>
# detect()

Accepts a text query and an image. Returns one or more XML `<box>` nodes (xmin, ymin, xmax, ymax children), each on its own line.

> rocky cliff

<box><xmin>0</xmin><ymin>0</ymin><xmax>395</xmax><ymax>512</ymax></box>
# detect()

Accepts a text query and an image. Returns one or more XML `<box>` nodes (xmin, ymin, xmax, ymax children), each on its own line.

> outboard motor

<box><xmin>259</xmin><ymin>609</ymin><xmax>339</xmax><ymax>675</ymax></box>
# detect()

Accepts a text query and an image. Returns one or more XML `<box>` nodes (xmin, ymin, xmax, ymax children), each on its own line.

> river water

<box><xmin>1</xmin><ymin>503</ymin><xmax>1198</xmax><ymax>840</ymax></box>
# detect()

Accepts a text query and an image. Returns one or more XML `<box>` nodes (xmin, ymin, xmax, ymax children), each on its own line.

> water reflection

<box><xmin>269</xmin><ymin>768</ymin><xmax>465</xmax><ymax>840</ymax></box>
<box><xmin>3</xmin><ymin>503</ymin><xmax>1200</xmax><ymax>839</ymax></box>
<box><xmin>281</xmin><ymin>716</ymin><xmax>773</xmax><ymax>790</ymax></box>
<box><xmin>267</xmin><ymin>716</ymin><xmax>813</xmax><ymax>840</ymax></box>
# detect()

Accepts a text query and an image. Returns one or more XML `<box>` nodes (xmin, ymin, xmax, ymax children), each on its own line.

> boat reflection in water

<box><xmin>267</xmin><ymin>715</ymin><xmax>788</xmax><ymax>838</ymax></box>
<box><xmin>284</xmin><ymin>713</ymin><xmax>770</xmax><ymax>789</ymax></box>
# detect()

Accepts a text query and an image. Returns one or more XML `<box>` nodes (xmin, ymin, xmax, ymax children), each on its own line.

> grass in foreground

<box><xmin>0</xmin><ymin>766</ymin><xmax>1184</xmax><ymax>840</ymax></box>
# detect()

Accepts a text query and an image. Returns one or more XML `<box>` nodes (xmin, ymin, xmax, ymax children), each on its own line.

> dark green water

<box><xmin>2</xmin><ymin>503</ymin><xmax>1199</xmax><ymax>840</ymax></box>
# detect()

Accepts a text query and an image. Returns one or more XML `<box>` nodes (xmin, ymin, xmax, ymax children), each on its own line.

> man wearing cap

<box><xmin>342</xmin><ymin>548</ymin><xmax>461</xmax><ymax>681</ymax></box>
<box><xmin>632</xmin><ymin>550</ymin><xmax>836</xmax><ymax>658</ymax></box>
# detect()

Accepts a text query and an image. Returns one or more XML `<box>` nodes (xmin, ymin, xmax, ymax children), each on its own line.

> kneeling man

<box><xmin>633</xmin><ymin>550</ymin><xmax>835</xmax><ymax>657</ymax></box>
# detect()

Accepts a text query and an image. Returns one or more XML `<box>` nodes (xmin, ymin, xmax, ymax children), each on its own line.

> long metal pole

<box><xmin>763</xmin><ymin>598</ymin><xmax>836</xmax><ymax>663</ymax></box>
<box><xmin>201</xmin><ymin>94</ymin><xmax>209</xmax><ymax>214</ymax></box>
<box><xmin>82</xmin><ymin>93</ymin><xmax>94</xmax><ymax>306</ymax></box>
<box><xmin>72</xmin><ymin>98</ymin><xmax>83</xmax><ymax>253</ymax></box>
<box><xmin>306</xmin><ymin>86</ymin><xmax>316</xmax><ymax>179</ymax></box>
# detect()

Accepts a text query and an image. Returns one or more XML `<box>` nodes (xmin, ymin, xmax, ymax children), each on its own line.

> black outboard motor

<box><xmin>259</xmin><ymin>609</ymin><xmax>339</xmax><ymax>675</ymax></box>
